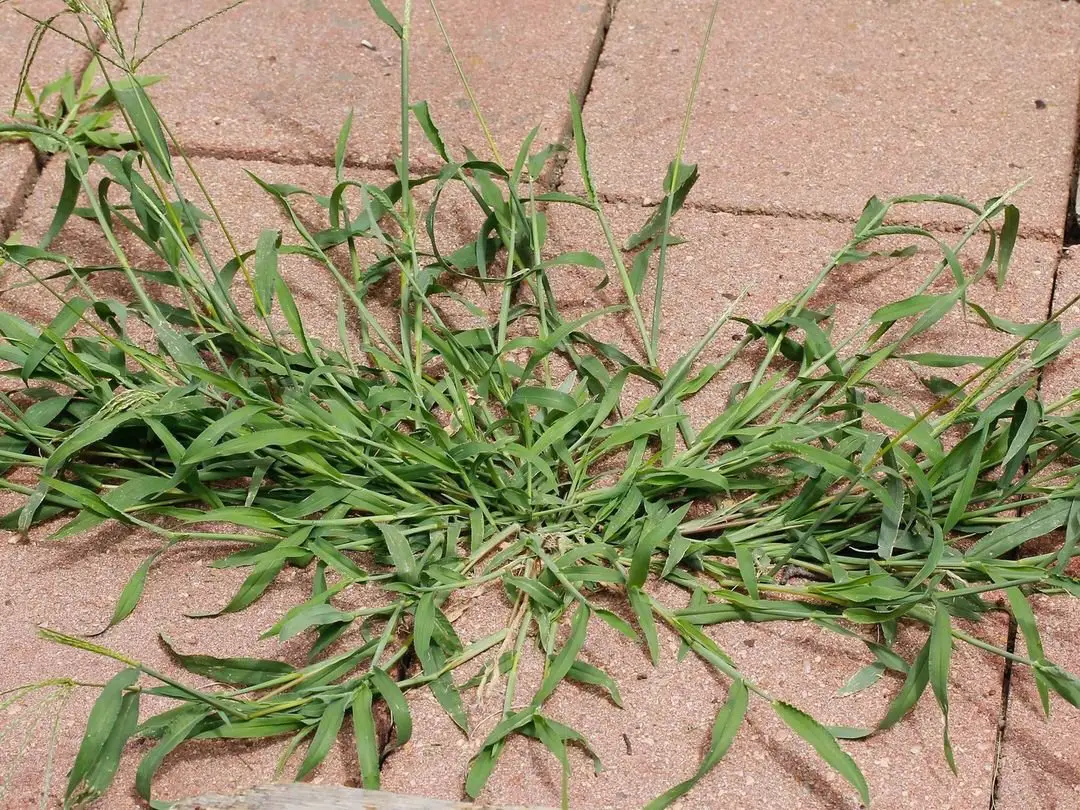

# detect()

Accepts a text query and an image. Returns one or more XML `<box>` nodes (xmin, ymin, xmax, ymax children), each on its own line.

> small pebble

<box><xmin>1034</xmin><ymin>99</ymin><xmax>1047</xmax><ymax>110</ymax></box>
<box><xmin>361</xmin><ymin>39</ymin><xmax>377</xmax><ymax>50</ymax></box>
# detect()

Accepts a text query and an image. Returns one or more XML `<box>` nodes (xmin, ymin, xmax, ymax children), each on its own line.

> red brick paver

<box><xmin>994</xmin><ymin>249</ymin><xmax>1080</xmax><ymax>810</ymax></box>
<box><xmin>0</xmin><ymin>0</ymin><xmax>103</xmax><ymax>235</ymax></box>
<box><xmin>381</xmin><ymin>586</ymin><xmax>1007</xmax><ymax>810</ymax></box>
<box><xmin>110</xmin><ymin>0</ymin><xmax>609</xmax><ymax>168</ymax></box>
<box><xmin>995</xmin><ymin>596</ymin><xmax>1080</xmax><ymax>809</ymax></box>
<box><xmin>2</xmin><ymin>1</ymin><xmax>1079</xmax><ymax>808</ymax></box>
<box><xmin>564</xmin><ymin>0</ymin><xmax>1080</xmax><ymax>236</ymax></box>
<box><xmin>1039</xmin><ymin>247</ymin><xmax>1080</xmax><ymax>405</ymax></box>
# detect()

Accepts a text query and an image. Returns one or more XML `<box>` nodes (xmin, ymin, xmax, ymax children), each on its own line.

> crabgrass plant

<box><xmin>3</xmin><ymin>1</ymin><xmax>1080</xmax><ymax>808</ymax></box>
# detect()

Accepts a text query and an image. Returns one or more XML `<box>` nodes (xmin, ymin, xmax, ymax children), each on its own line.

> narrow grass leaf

<box><xmin>279</xmin><ymin>604</ymin><xmax>355</xmax><ymax>642</ymax></box>
<box><xmin>870</xmin><ymin>294</ymin><xmax>943</xmax><ymax>324</ymax></box>
<box><xmin>998</xmin><ymin>583</ymin><xmax>1050</xmax><ymax>716</ymax></box>
<box><xmin>116</xmin><ymin>85</ymin><xmax>173</xmax><ymax>180</ymax></box>
<box><xmin>997</xmin><ymin>204</ymin><xmax>1019</xmax><ymax>289</ymax></box>
<box><xmin>135</xmin><ymin>707</ymin><xmax>209</xmax><ymax>800</ymax></box>
<box><xmin>1033</xmin><ymin>661</ymin><xmax>1080</xmax><ymax>709</ymax></box>
<box><xmin>352</xmin><ymin>684</ymin><xmax>381</xmax><ymax>789</ymax></box>
<box><xmin>733</xmin><ymin>543</ymin><xmax>759</xmax><ymax>601</ymax></box>
<box><xmin>967</xmin><ymin>500</ymin><xmax>1070</xmax><ymax>559</ymax></box>
<box><xmin>774</xmin><ymin>701</ymin><xmax>869</xmax><ymax>807</ymax></box>
<box><xmin>411</xmin><ymin>101</ymin><xmax>449</xmax><ymax>162</ymax></box>
<box><xmin>837</xmin><ymin>663</ymin><xmax>885</xmax><ymax>697</ymax></box>
<box><xmin>370</xmin><ymin>667</ymin><xmax>412</xmax><ymax>746</ymax></box>
<box><xmin>65</xmin><ymin>668</ymin><xmax>139</xmax><ymax>802</ymax></box>
<box><xmin>879</xmin><ymin>638</ymin><xmax>930</xmax><ymax>730</ymax></box>
<box><xmin>566</xmin><ymin>660</ymin><xmax>622</xmax><ymax>707</ymax></box>
<box><xmin>39</xmin><ymin>156</ymin><xmax>80</xmax><ymax>249</ymax></box>
<box><xmin>296</xmin><ymin>696</ymin><xmax>348</xmax><ymax>780</ymax></box>
<box><xmin>366</xmin><ymin>0</ymin><xmax>402</xmax><ymax>35</ymax></box>
<box><xmin>100</xmin><ymin>550</ymin><xmax>158</xmax><ymax>632</ymax></box>
<box><xmin>379</xmin><ymin>524</ymin><xmax>419</xmax><ymax>584</ymax></box>
<box><xmin>628</xmin><ymin>586</ymin><xmax>660</xmax><ymax>665</ymax></box>
<box><xmin>877</xmin><ymin>451</ymin><xmax>904</xmax><ymax>559</ymax></box>
<box><xmin>185</xmin><ymin>428</ymin><xmax>316</xmax><ymax>465</ymax></box>
<box><xmin>534</xmin><ymin>604</ymin><xmax>590</xmax><ymax>706</ymax></box>
<box><xmin>159</xmin><ymin>634</ymin><xmax>295</xmax><ymax>687</ymax></box>
<box><xmin>943</xmin><ymin>426</ymin><xmax>987</xmax><ymax>534</ymax></box>
<box><xmin>1054</xmin><ymin>498</ymin><xmax>1080</xmax><ymax>575</ymax></box>
<box><xmin>928</xmin><ymin>604</ymin><xmax>956</xmax><ymax>773</ymax></box>
<box><xmin>83</xmin><ymin>690</ymin><xmax>139</xmax><ymax>798</ymax></box>
<box><xmin>253</xmin><ymin>229</ymin><xmax>281</xmax><ymax>317</ymax></box>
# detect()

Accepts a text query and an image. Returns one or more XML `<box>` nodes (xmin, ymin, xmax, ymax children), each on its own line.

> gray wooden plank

<box><xmin>173</xmin><ymin>784</ymin><xmax>551</xmax><ymax>810</ymax></box>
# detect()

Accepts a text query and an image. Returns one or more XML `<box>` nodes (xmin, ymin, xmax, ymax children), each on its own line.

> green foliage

<box><xmin>2</xmin><ymin>1</ymin><xmax>1080</xmax><ymax>809</ymax></box>
<box><xmin>1</xmin><ymin>59</ymin><xmax>160</xmax><ymax>155</ymax></box>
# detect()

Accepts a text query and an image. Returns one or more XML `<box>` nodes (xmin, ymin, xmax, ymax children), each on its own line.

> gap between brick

<box><xmin>1</xmin><ymin>1</ymin><xmax>124</xmax><ymax>240</ymax></box>
<box><xmin>546</xmin><ymin>0</ymin><xmax>620</xmax><ymax>190</ymax></box>
<box><xmin>1063</xmin><ymin>59</ymin><xmax>1080</xmax><ymax>247</ymax></box>
<box><xmin>988</xmin><ymin>100</ymin><xmax>1077</xmax><ymax>797</ymax></box>
<box><xmin>988</xmin><ymin>618</ymin><xmax>1019</xmax><ymax>810</ymax></box>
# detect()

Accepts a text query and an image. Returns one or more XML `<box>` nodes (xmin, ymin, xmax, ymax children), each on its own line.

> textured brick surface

<box><xmin>995</xmin><ymin>596</ymin><xmax>1080</xmax><ymax>809</ymax></box>
<box><xmin>1</xmin><ymin>2</ymin><xmax>1079</xmax><ymax>807</ymax></box>
<box><xmin>3</xmin><ymin>156</ymin><xmax>402</xmax><ymax>349</ymax></box>
<box><xmin>110</xmin><ymin>0</ymin><xmax>608</xmax><ymax>167</ymax></box>
<box><xmin>4</xmin><ymin>169</ymin><xmax>1040</xmax><ymax>806</ymax></box>
<box><xmin>995</xmin><ymin>250</ymin><xmax>1080</xmax><ymax>808</ymax></box>
<box><xmin>564</xmin><ymin>0</ymin><xmax>1080</xmax><ymax>234</ymax></box>
<box><xmin>1040</xmin><ymin>248</ymin><xmax>1079</xmax><ymax>404</ymax></box>
<box><xmin>541</xmin><ymin>202</ymin><xmax>1059</xmax><ymax>428</ymax></box>
<box><xmin>0</xmin><ymin>0</ymin><xmax>104</xmax><ymax>235</ymax></box>
<box><xmin>380</xmin><ymin>584</ymin><xmax>1006</xmax><ymax>810</ymax></box>
<box><xmin>0</xmin><ymin>142</ymin><xmax>36</xmax><ymax>235</ymax></box>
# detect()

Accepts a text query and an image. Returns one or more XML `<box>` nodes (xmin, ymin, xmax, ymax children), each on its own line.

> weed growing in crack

<box><xmin>1</xmin><ymin>1</ymin><xmax>1080</xmax><ymax>809</ymax></box>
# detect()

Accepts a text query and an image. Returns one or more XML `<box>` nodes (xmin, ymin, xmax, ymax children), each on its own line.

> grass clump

<box><xmin>2</xmin><ymin>1</ymin><xmax>1080</xmax><ymax>808</ymax></box>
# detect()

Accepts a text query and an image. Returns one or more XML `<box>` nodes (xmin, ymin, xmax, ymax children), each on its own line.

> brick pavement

<box><xmin>1</xmin><ymin>1</ymin><xmax>1079</xmax><ymax>807</ymax></box>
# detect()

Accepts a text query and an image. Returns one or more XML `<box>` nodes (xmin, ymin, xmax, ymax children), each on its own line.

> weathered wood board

<box><xmin>173</xmin><ymin>784</ymin><xmax>552</xmax><ymax>810</ymax></box>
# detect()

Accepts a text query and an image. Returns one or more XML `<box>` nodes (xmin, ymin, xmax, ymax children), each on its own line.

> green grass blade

<box><xmin>774</xmin><ymin>701</ymin><xmax>870</xmax><ymax>806</ymax></box>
